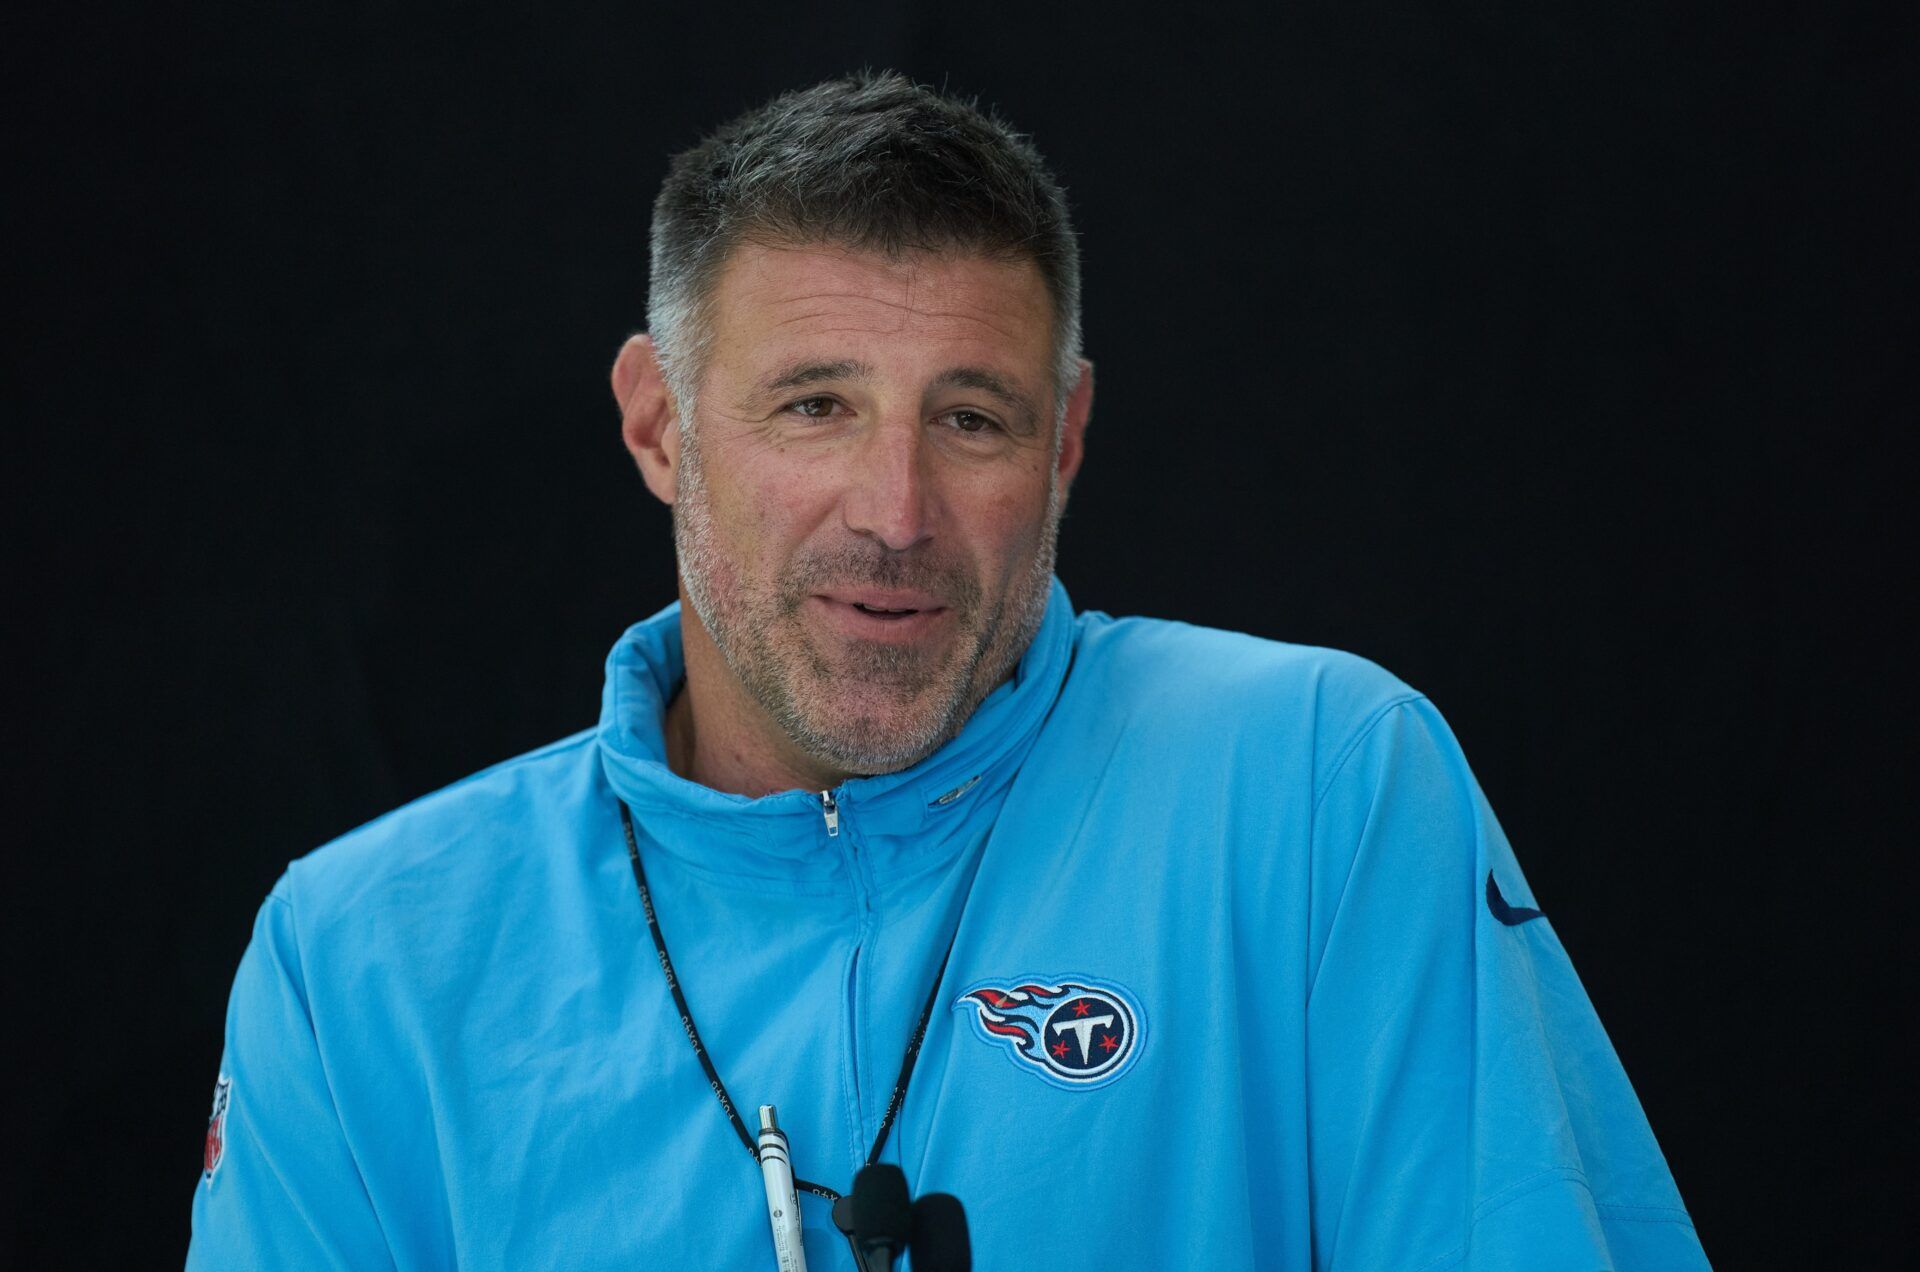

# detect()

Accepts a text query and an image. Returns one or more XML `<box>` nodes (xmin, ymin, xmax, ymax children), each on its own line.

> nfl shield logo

<box><xmin>203</xmin><ymin>1075</ymin><xmax>231</xmax><ymax>1182</ymax></box>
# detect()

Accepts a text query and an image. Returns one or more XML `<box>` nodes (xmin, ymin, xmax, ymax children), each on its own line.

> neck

<box><xmin>666</xmin><ymin>587</ymin><xmax>852</xmax><ymax>798</ymax></box>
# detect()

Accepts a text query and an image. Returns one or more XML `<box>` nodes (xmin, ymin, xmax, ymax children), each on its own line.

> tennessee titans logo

<box><xmin>955</xmin><ymin>975</ymin><xmax>1145</xmax><ymax>1089</ymax></box>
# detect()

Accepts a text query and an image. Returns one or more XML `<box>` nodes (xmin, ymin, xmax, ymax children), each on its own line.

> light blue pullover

<box><xmin>190</xmin><ymin>580</ymin><xmax>1708</xmax><ymax>1269</ymax></box>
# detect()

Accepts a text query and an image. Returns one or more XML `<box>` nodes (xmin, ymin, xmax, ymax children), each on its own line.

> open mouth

<box><xmin>816</xmin><ymin>594</ymin><xmax>949</xmax><ymax>639</ymax></box>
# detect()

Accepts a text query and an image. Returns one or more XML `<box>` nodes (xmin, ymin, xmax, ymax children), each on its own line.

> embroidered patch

<box><xmin>955</xmin><ymin>976</ymin><xmax>1146</xmax><ymax>1089</ymax></box>
<box><xmin>203</xmin><ymin>1075</ymin><xmax>231</xmax><ymax>1182</ymax></box>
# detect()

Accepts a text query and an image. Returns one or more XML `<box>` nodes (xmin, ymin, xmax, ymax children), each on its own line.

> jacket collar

<box><xmin>596</xmin><ymin>578</ymin><xmax>1075</xmax><ymax>886</ymax></box>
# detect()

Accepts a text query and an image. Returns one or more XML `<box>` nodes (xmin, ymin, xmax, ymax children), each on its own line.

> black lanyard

<box><xmin>619</xmin><ymin>800</ymin><xmax>954</xmax><ymax>1204</ymax></box>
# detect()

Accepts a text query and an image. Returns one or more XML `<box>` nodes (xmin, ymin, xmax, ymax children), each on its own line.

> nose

<box><xmin>841</xmin><ymin>413</ymin><xmax>933</xmax><ymax>552</ymax></box>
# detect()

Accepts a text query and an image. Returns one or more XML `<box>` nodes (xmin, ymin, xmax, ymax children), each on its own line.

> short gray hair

<box><xmin>646</xmin><ymin>71</ymin><xmax>1083</xmax><ymax>420</ymax></box>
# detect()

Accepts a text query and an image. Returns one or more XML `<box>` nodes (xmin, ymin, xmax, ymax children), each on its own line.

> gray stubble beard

<box><xmin>671</xmin><ymin>422</ymin><xmax>1061</xmax><ymax>776</ymax></box>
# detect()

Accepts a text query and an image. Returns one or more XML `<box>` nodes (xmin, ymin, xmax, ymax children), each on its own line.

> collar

<box><xmin>596</xmin><ymin>577</ymin><xmax>1075</xmax><ymax>886</ymax></box>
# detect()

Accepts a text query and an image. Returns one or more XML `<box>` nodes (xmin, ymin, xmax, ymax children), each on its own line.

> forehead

<box><xmin>702</xmin><ymin>242</ymin><xmax>1054</xmax><ymax>386</ymax></box>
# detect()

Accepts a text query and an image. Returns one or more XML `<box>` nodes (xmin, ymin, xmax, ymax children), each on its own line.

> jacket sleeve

<box><xmin>1303</xmin><ymin>697</ymin><xmax>1709</xmax><ymax>1270</ymax></box>
<box><xmin>187</xmin><ymin>882</ymin><xmax>395</xmax><ymax>1270</ymax></box>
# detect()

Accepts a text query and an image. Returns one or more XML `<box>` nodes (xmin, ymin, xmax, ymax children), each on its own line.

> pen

<box><xmin>758</xmin><ymin>1105</ymin><xmax>808</xmax><ymax>1272</ymax></box>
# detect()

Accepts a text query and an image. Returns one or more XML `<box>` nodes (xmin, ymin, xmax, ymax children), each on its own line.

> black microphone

<box><xmin>846</xmin><ymin>1164</ymin><xmax>912</xmax><ymax>1272</ymax></box>
<box><xmin>910</xmin><ymin>1193</ymin><xmax>971</xmax><ymax>1272</ymax></box>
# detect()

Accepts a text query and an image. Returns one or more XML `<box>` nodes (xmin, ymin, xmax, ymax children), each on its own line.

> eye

<box><xmin>941</xmin><ymin>409</ymin><xmax>1001</xmax><ymax>435</ymax></box>
<box><xmin>784</xmin><ymin>395</ymin><xmax>840</xmax><ymax>419</ymax></box>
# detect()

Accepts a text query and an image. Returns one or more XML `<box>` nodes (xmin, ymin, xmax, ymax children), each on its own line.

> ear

<box><xmin>1052</xmin><ymin>358</ymin><xmax>1094</xmax><ymax>506</ymax></box>
<box><xmin>612</xmin><ymin>333</ymin><xmax>683</xmax><ymax>505</ymax></box>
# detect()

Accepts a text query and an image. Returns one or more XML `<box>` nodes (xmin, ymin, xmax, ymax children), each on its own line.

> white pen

<box><xmin>757</xmin><ymin>1105</ymin><xmax>808</xmax><ymax>1272</ymax></box>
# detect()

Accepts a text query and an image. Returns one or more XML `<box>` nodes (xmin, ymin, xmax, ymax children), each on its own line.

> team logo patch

<box><xmin>203</xmin><ymin>1075</ymin><xmax>231</xmax><ymax>1182</ymax></box>
<box><xmin>955</xmin><ymin>976</ymin><xmax>1145</xmax><ymax>1089</ymax></box>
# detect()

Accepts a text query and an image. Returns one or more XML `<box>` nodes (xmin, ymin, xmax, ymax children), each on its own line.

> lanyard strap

<box><xmin>619</xmin><ymin>800</ymin><xmax>954</xmax><ymax>1203</ymax></box>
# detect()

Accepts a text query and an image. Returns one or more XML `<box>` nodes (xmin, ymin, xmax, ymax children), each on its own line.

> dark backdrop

<box><xmin>7</xmin><ymin>3</ymin><xmax>1911</xmax><ymax>1266</ymax></box>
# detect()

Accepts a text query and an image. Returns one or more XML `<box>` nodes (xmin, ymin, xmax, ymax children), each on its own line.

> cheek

<box><xmin>954</xmin><ymin>476</ymin><xmax>1053</xmax><ymax>578</ymax></box>
<box><xmin>709</xmin><ymin>456</ymin><xmax>832</xmax><ymax>564</ymax></box>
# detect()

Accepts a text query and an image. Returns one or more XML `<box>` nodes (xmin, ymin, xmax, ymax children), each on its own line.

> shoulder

<box><xmin>1064</xmin><ymin>609</ymin><xmax>1428</xmax><ymax>785</ymax></box>
<box><xmin>274</xmin><ymin>728</ymin><xmax>601</xmax><ymax>931</ymax></box>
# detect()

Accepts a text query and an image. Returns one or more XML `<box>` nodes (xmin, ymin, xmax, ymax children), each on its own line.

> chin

<box><xmin>790</xmin><ymin>695</ymin><xmax>965</xmax><ymax>776</ymax></box>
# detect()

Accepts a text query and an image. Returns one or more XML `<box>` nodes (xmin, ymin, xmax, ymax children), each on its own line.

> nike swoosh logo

<box><xmin>1486</xmin><ymin>872</ymin><xmax>1545</xmax><ymax>926</ymax></box>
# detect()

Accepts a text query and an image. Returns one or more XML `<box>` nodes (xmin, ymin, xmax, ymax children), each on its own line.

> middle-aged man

<box><xmin>190</xmin><ymin>73</ymin><xmax>1711</xmax><ymax>1269</ymax></box>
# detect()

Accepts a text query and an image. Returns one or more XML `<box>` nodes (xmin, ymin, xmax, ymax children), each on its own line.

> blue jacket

<box><xmin>189</xmin><ymin>581</ymin><xmax>1709</xmax><ymax>1269</ymax></box>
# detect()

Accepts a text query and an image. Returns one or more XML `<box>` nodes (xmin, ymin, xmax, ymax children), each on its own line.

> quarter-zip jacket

<box><xmin>189</xmin><ymin>580</ymin><xmax>1709</xmax><ymax>1269</ymax></box>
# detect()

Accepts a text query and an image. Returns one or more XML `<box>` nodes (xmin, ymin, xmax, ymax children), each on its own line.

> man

<box><xmin>190</xmin><ymin>73</ymin><xmax>1710</xmax><ymax>1269</ymax></box>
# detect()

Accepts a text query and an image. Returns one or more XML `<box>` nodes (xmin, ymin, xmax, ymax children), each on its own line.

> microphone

<box><xmin>910</xmin><ymin>1193</ymin><xmax>971</xmax><ymax>1272</ymax></box>
<box><xmin>846</xmin><ymin>1164</ymin><xmax>912</xmax><ymax>1272</ymax></box>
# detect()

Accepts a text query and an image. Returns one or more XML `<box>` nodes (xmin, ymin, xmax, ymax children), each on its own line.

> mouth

<box><xmin>812</xmin><ymin>591</ymin><xmax>952</xmax><ymax>641</ymax></box>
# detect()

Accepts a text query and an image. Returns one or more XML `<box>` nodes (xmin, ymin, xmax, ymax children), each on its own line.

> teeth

<box><xmin>855</xmin><ymin>603</ymin><xmax>915</xmax><ymax>614</ymax></box>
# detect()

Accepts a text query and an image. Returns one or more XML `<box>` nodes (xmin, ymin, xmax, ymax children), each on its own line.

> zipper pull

<box><xmin>819</xmin><ymin>790</ymin><xmax>840</xmax><ymax>838</ymax></box>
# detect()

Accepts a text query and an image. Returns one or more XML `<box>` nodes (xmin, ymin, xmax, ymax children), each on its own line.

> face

<box><xmin>668</xmin><ymin>242</ymin><xmax>1085</xmax><ymax>775</ymax></box>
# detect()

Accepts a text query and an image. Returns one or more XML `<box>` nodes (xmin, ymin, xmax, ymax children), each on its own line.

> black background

<box><xmin>7</xmin><ymin>3</ymin><xmax>1912</xmax><ymax>1266</ymax></box>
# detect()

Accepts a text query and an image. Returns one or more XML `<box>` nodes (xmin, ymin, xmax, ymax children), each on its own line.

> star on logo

<box><xmin>1072</xmin><ymin>1000</ymin><xmax>1091</xmax><ymax>1017</ymax></box>
<box><xmin>1099</xmin><ymin>1033</ymin><xmax>1119</xmax><ymax>1053</ymax></box>
<box><xmin>1050</xmin><ymin>1038</ymin><xmax>1072</xmax><ymax>1060</ymax></box>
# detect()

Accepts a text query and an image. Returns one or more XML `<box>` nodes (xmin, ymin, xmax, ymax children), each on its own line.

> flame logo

<box><xmin>955</xmin><ymin>975</ymin><xmax>1145</xmax><ymax>1089</ymax></box>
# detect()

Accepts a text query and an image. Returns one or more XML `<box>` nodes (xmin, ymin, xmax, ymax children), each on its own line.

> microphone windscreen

<box><xmin>850</xmin><ymin>1164</ymin><xmax>913</xmax><ymax>1249</ymax></box>
<box><xmin>911</xmin><ymin>1193</ymin><xmax>971</xmax><ymax>1272</ymax></box>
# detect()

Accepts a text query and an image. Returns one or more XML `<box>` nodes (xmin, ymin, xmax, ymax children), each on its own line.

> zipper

<box><xmin>825</xmin><ymin>785</ymin><xmax>867</xmax><ymax>1163</ymax></box>
<box><xmin>932</xmin><ymin>774</ymin><xmax>981</xmax><ymax>806</ymax></box>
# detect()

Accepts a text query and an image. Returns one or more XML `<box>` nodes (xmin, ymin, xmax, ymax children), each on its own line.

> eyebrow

<box><xmin>759</xmin><ymin>359</ymin><xmax>873</xmax><ymax>396</ymax></box>
<box><xmin>930</xmin><ymin>366</ymin><xmax>1041</xmax><ymax>427</ymax></box>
